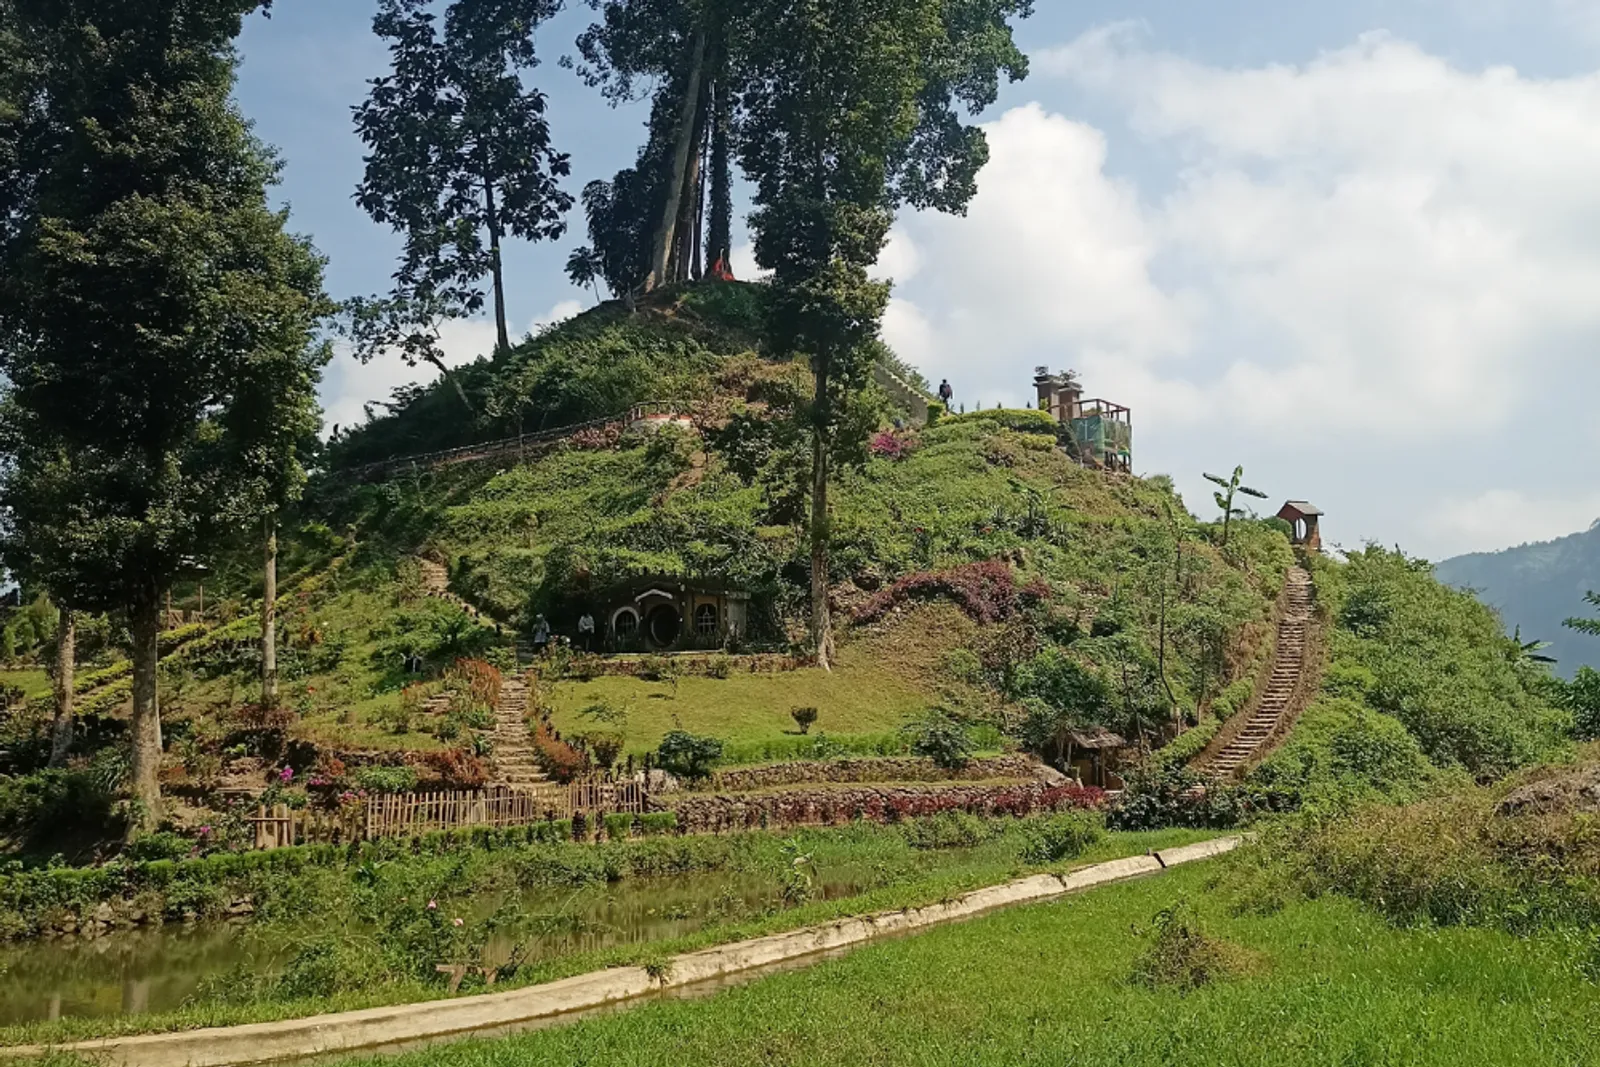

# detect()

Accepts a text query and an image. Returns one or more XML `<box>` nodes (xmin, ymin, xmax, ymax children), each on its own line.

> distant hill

<box><xmin>1435</xmin><ymin>522</ymin><xmax>1600</xmax><ymax>677</ymax></box>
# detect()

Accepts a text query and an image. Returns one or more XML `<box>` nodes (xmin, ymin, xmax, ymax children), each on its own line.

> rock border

<box><xmin>9</xmin><ymin>836</ymin><xmax>1243</xmax><ymax>1067</ymax></box>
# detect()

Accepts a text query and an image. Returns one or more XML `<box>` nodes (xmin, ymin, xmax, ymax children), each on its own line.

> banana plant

<box><xmin>1203</xmin><ymin>466</ymin><xmax>1268</xmax><ymax>548</ymax></box>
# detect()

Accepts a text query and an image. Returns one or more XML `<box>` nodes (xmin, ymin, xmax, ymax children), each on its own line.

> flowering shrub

<box><xmin>533</xmin><ymin>722</ymin><xmax>591</xmax><ymax>783</ymax></box>
<box><xmin>446</xmin><ymin>658</ymin><xmax>502</xmax><ymax>710</ymax></box>
<box><xmin>855</xmin><ymin>560</ymin><xmax>1050</xmax><ymax>625</ymax></box>
<box><xmin>869</xmin><ymin>430</ymin><xmax>917</xmax><ymax>460</ymax></box>
<box><xmin>423</xmin><ymin>748</ymin><xmax>489</xmax><ymax>789</ymax></box>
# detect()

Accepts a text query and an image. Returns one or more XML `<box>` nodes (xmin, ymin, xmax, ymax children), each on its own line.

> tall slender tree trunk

<box><xmin>810</xmin><ymin>360</ymin><xmax>834</xmax><ymax>670</ymax></box>
<box><xmin>707</xmin><ymin>78</ymin><xmax>734</xmax><ymax>273</ymax></box>
<box><xmin>128</xmin><ymin>592</ymin><xmax>164</xmax><ymax>836</ymax></box>
<box><xmin>262</xmin><ymin>517</ymin><xmax>278</xmax><ymax>708</ymax></box>
<box><xmin>645</xmin><ymin>28</ymin><xmax>708</xmax><ymax>292</ymax></box>
<box><xmin>484</xmin><ymin>168</ymin><xmax>511</xmax><ymax>354</ymax></box>
<box><xmin>49</xmin><ymin>607</ymin><xmax>75</xmax><ymax>767</ymax></box>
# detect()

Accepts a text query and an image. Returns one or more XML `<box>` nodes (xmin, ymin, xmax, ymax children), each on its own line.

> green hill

<box><xmin>1435</xmin><ymin>523</ymin><xmax>1600</xmax><ymax>678</ymax></box>
<box><xmin>0</xmin><ymin>282</ymin><xmax>1571</xmax><ymax>855</ymax></box>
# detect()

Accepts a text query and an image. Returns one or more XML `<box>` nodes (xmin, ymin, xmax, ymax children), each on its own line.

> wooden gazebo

<box><xmin>1277</xmin><ymin>501</ymin><xmax>1323</xmax><ymax>552</ymax></box>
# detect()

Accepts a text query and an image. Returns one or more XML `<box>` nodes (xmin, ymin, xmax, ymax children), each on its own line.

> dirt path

<box><xmin>1194</xmin><ymin>566</ymin><xmax>1315</xmax><ymax>779</ymax></box>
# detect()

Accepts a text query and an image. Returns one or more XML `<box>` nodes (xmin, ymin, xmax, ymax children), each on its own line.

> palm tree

<box><xmin>1507</xmin><ymin>626</ymin><xmax>1558</xmax><ymax>668</ymax></box>
<box><xmin>1203</xmin><ymin>466</ymin><xmax>1268</xmax><ymax>548</ymax></box>
<box><xmin>1566</xmin><ymin>592</ymin><xmax>1600</xmax><ymax>637</ymax></box>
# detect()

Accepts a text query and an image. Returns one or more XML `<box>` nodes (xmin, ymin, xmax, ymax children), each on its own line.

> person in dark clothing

<box><xmin>938</xmin><ymin>379</ymin><xmax>954</xmax><ymax>406</ymax></box>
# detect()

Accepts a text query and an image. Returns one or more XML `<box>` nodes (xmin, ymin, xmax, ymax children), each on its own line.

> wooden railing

<box><xmin>334</xmin><ymin>403</ymin><xmax>675</xmax><ymax>484</ymax></box>
<box><xmin>250</xmin><ymin>780</ymin><xmax>647</xmax><ymax>850</ymax></box>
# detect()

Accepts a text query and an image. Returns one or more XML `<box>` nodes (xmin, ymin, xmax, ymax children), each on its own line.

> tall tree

<box><xmin>0</xmin><ymin>0</ymin><xmax>331</xmax><ymax>833</ymax></box>
<box><xmin>735</xmin><ymin>0</ymin><xmax>1030</xmax><ymax>667</ymax></box>
<box><xmin>352</xmin><ymin>0</ymin><xmax>571</xmax><ymax>393</ymax></box>
<box><xmin>574</xmin><ymin>0</ymin><xmax>734</xmax><ymax>291</ymax></box>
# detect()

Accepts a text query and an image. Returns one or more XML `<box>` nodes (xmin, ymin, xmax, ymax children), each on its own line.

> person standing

<box><xmin>532</xmin><ymin>614</ymin><xmax>551</xmax><ymax>657</ymax></box>
<box><xmin>577</xmin><ymin>610</ymin><xmax>596</xmax><ymax>652</ymax></box>
<box><xmin>938</xmin><ymin>379</ymin><xmax>954</xmax><ymax>407</ymax></box>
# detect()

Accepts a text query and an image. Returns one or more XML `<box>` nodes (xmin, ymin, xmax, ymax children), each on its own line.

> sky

<box><xmin>233</xmin><ymin>0</ymin><xmax>1600</xmax><ymax>564</ymax></box>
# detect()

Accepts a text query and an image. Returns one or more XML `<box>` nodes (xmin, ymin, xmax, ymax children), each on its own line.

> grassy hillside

<box><xmin>1435</xmin><ymin>522</ymin><xmax>1600</xmax><ymax>678</ymax></box>
<box><xmin>0</xmin><ymin>280</ymin><xmax>1571</xmax><ymax>861</ymax></box>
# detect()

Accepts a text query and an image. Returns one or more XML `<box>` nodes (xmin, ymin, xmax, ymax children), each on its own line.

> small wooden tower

<box><xmin>1277</xmin><ymin>501</ymin><xmax>1323</xmax><ymax>552</ymax></box>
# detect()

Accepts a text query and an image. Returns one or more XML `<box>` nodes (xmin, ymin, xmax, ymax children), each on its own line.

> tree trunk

<box><xmin>645</xmin><ymin>28</ymin><xmax>708</xmax><ymax>292</ymax></box>
<box><xmin>262</xmin><ymin>518</ymin><xmax>278</xmax><ymax>708</ymax></box>
<box><xmin>671</xmin><ymin>68</ymin><xmax>711</xmax><ymax>285</ymax></box>
<box><xmin>810</xmin><ymin>360</ymin><xmax>834</xmax><ymax>670</ymax></box>
<box><xmin>484</xmin><ymin>167</ymin><xmax>511</xmax><ymax>354</ymax></box>
<box><xmin>426</xmin><ymin>353</ymin><xmax>475</xmax><ymax>414</ymax></box>
<box><xmin>128</xmin><ymin>594</ymin><xmax>165</xmax><ymax>836</ymax></box>
<box><xmin>707</xmin><ymin>77</ymin><xmax>733</xmax><ymax>273</ymax></box>
<box><xmin>49</xmin><ymin>607</ymin><xmax>75</xmax><ymax>767</ymax></box>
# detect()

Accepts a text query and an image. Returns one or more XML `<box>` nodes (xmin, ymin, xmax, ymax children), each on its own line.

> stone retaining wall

<box><xmin>666</xmin><ymin>781</ymin><xmax>1105</xmax><ymax>835</ymax></box>
<box><xmin>705</xmin><ymin>755</ymin><xmax>1057</xmax><ymax>793</ymax></box>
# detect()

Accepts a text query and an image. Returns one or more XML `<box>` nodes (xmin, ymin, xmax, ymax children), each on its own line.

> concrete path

<box><xmin>6</xmin><ymin>837</ymin><xmax>1243</xmax><ymax>1067</ymax></box>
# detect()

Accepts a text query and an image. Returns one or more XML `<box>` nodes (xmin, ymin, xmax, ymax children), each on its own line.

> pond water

<box><xmin>0</xmin><ymin>864</ymin><xmax>882</xmax><ymax>1027</ymax></box>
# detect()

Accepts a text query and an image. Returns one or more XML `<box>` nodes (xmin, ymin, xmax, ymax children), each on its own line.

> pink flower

<box><xmin>198</xmin><ymin>825</ymin><xmax>212</xmax><ymax>835</ymax></box>
<box><xmin>279</xmin><ymin>766</ymin><xmax>294</xmax><ymax>783</ymax></box>
<box><xmin>452</xmin><ymin>918</ymin><xmax>464</xmax><ymax>927</ymax></box>
<box><xmin>427</xmin><ymin>900</ymin><xmax>437</xmax><ymax>910</ymax></box>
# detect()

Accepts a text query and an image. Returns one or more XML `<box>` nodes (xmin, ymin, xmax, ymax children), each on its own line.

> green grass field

<box><xmin>545</xmin><ymin>625</ymin><xmax>954</xmax><ymax>757</ymax></box>
<box><xmin>333</xmin><ymin>862</ymin><xmax>1600</xmax><ymax>1067</ymax></box>
<box><xmin>0</xmin><ymin>670</ymin><xmax>51</xmax><ymax>701</ymax></box>
<box><xmin>0</xmin><ymin>822</ymin><xmax>1212</xmax><ymax>1047</ymax></box>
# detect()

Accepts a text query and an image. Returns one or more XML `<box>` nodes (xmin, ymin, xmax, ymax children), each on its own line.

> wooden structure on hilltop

<box><xmin>1277</xmin><ymin>501</ymin><xmax>1324</xmax><ymax>552</ymax></box>
<box><xmin>1034</xmin><ymin>368</ymin><xmax>1133</xmax><ymax>473</ymax></box>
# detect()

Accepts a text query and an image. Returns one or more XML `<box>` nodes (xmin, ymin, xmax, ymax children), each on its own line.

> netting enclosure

<box><xmin>1071</xmin><ymin>401</ymin><xmax>1133</xmax><ymax>471</ymax></box>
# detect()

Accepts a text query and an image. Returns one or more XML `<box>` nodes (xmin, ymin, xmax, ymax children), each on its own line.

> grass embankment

<box><xmin>0</xmin><ymin>671</ymin><xmax>50</xmax><ymax>702</ymax></box>
<box><xmin>0</xmin><ymin>819</ymin><xmax>1212</xmax><ymax>1047</ymax></box>
<box><xmin>546</xmin><ymin>631</ymin><xmax>944</xmax><ymax>758</ymax></box>
<box><xmin>323</xmin><ymin>862</ymin><xmax>1600</xmax><ymax>1067</ymax></box>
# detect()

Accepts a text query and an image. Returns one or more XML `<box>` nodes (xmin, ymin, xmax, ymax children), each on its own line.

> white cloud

<box><xmin>1427</xmin><ymin>490</ymin><xmax>1600</xmax><ymax>557</ymax></box>
<box><xmin>882</xmin><ymin>30</ymin><xmax>1600</xmax><ymax>555</ymax></box>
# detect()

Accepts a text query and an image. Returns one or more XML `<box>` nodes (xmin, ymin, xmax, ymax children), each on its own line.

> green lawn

<box><xmin>334</xmin><ymin>863</ymin><xmax>1600</xmax><ymax>1067</ymax></box>
<box><xmin>546</xmin><ymin>645</ymin><xmax>933</xmax><ymax>757</ymax></box>
<box><xmin>0</xmin><ymin>670</ymin><xmax>51</xmax><ymax>701</ymax></box>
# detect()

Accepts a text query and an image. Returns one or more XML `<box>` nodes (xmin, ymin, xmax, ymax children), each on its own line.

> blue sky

<box><xmin>235</xmin><ymin>1</ymin><xmax>1600</xmax><ymax>561</ymax></box>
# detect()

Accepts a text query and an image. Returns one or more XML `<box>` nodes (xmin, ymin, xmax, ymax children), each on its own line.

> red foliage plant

<box><xmin>423</xmin><ymin>748</ymin><xmax>490</xmax><ymax>789</ymax></box>
<box><xmin>447</xmin><ymin>658</ymin><xmax>502</xmax><ymax>708</ymax></box>
<box><xmin>855</xmin><ymin>560</ymin><xmax>1050</xmax><ymax>626</ymax></box>
<box><xmin>532</xmin><ymin>722</ymin><xmax>592</xmax><ymax>783</ymax></box>
<box><xmin>869</xmin><ymin>430</ymin><xmax>916</xmax><ymax>461</ymax></box>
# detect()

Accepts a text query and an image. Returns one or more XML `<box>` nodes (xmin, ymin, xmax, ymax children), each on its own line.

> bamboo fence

<box><xmin>250</xmin><ymin>780</ymin><xmax>646</xmax><ymax>850</ymax></box>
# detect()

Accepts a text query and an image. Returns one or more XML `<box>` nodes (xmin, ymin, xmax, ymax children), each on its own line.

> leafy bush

<box><xmin>904</xmin><ymin>707</ymin><xmax>976</xmax><ymax>770</ymax></box>
<box><xmin>1018</xmin><ymin>812</ymin><xmax>1104</xmax><ymax>863</ymax></box>
<box><xmin>1564</xmin><ymin>667</ymin><xmax>1600</xmax><ymax>740</ymax></box>
<box><xmin>1129</xmin><ymin>903</ymin><xmax>1263</xmax><ymax>991</ymax></box>
<box><xmin>656</xmin><ymin>731</ymin><xmax>724</xmax><ymax>781</ymax></box>
<box><xmin>533</xmin><ymin>723</ymin><xmax>592</xmax><ymax>783</ymax></box>
<box><xmin>124</xmin><ymin>832</ymin><xmax>197</xmax><ymax>863</ymax></box>
<box><xmin>1107</xmin><ymin>765</ymin><xmax>1273</xmax><ymax>831</ymax></box>
<box><xmin>790</xmin><ymin>706</ymin><xmax>819</xmax><ymax>735</ymax></box>
<box><xmin>581</xmin><ymin>731</ymin><xmax>627</xmax><ymax>771</ymax></box>
<box><xmin>603</xmin><ymin>813</ymin><xmax>635</xmax><ymax>841</ymax></box>
<box><xmin>900</xmin><ymin>810</ymin><xmax>993</xmax><ymax>851</ymax></box>
<box><xmin>352</xmin><ymin>765</ymin><xmax>419</xmax><ymax>794</ymax></box>
<box><xmin>423</xmin><ymin>749</ymin><xmax>490</xmax><ymax>789</ymax></box>
<box><xmin>638</xmin><ymin>811</ymin><xmax>678</xmax><ymax>836</ymax></box>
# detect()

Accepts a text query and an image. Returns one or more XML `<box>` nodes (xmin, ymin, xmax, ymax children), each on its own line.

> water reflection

<box><xmin>0</xmin><ymin>865</ymin><xmax>880</xmax><ymax>1026</ymax></box>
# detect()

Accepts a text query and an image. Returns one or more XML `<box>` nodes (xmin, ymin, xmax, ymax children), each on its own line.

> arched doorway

<box><xmin>647</xmin><ymin>604</ymin><xmax>682</xmax><ymax>648</ymax></box>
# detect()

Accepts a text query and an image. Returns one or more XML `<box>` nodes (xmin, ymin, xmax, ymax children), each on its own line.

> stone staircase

<box><xmin>415</xmin><ymin>557</ymin><xmax>495</xmax><ymax>627</ymax></box>
<box><xmin>490</xmin><ymin>673</ymin><xmax>547</xmax><ymax>787</ymax></box>
<box><xmin>1195</xmin><ymin>567</ymin><xmax>1314</xmax><ymax>779</ymax></box>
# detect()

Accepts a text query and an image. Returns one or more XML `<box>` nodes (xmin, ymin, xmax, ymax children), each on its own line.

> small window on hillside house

<box><xmin>695</xmin><ymin>604</ymin><xmax>719</xmax><ymax>637</ymax></box>
<box><xmin>614</xmin><ymin>610</ymin><xmax>639</xmax><ymax>636</ymax></box>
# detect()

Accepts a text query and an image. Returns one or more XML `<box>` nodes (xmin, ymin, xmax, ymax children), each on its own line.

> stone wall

<box><xmin>664</xmin><ymin>781</ymin><xmax>1105</xmax><ymax>836</ymax></box>
<box><xmin>704</xmin><ymin>755</ymin><xmax>1057</xmax><ymax>793</ymax></box>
